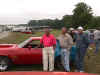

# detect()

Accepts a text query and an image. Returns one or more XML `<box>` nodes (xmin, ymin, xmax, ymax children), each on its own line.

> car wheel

<box><xmin>0</xmin><ymin>57</ymin><xmax>11</xmax><ymax>71</ymax></box>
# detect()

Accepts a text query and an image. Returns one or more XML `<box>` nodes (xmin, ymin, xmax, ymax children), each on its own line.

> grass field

<box><xmin>0</xmin><ymin>30</ymin><xmax>100</xmax><ymax>74</ymax></box>
<box><xmin>0</xmin><ymin>30</ymin><xmax>61</xmax><ymax>44</ymax></box>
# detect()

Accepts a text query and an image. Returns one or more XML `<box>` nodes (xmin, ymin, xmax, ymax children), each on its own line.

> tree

<box><xmin>88</xmin><ymin>16</ymin><xmax>100</xmax><ymax>28</ymax></box>
<box><xmin>28</xmin><ymin>19</ymin><xmax>63</xmax><ymax>29</ymax></box>
<box><xmin>28</xmin><ymin>20</ymin><xmax>39</xmax><ymax>26</ymax></box>
<box><xmin>62</xmin><ymin>15</ymin><xmax>73</xmax><ymax>28</ymax></box>
<box><xmin>55</xmin><ymin>19</ymin><xmax>63</xmax><ymax>28</ymax></box>
<box><xmin>72</xmin><ymin>2</ymin><xmax>93</xmax><ymax>28</ymax></box>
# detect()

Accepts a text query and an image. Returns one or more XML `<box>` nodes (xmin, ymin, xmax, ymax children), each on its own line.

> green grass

<box><xmin>0</xmin><ymin>32</ymin><xmax>32</xmax><ymax>44</ymax></box>
<box><xmin>0</xmin><ymin>30</ymin><xmax>61</xmax><ymax>44</ymax></box>
<box><xmin>34</xmin><ymin>29</ymin><xmax>61</xmax><ymax>37</ymax></box>
<box><xmin>85</xmin><ymin>49</ymin><xmax>100</xmax><ymax>74</ymax></box>
<box><xmin>0</xmin><ymin>30</ymin><xmax>100</xmax><ymax>74</ymax></box>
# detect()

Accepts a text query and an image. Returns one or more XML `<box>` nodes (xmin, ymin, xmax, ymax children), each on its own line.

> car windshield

<box><xmin>18</xmin><ymin>38</ymin><xmax>32</xmax><ymax>48</ymax></box>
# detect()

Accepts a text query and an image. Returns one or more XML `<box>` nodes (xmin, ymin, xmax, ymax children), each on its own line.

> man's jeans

<box><xmin>75</xmin><ymin>47</ymin><xmax>87</xmax><ymax>71</ymax></box>
<box><xmin>95</xmin><ymin>39</ymin><xmax>100</xmax><ymax>53</ymax></box>
<box><xmin>61</xmin><ymin>49</ymin><xmax>70</xmax><ymax>71</ymax></box>
<box><xmin>43</xmin><ymin>47</ymin><xmax>54</xmax><ymax>71</ymax></box>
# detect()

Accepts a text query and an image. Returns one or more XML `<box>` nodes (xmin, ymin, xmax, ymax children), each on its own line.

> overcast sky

<box><xmin>0</xmin><ymin>0</ymin><xmax>100</xmax><ymax>24</ymax></box>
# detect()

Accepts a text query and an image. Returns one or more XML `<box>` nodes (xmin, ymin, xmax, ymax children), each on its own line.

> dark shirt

<box><xmin>75</xmin><ymin>32</ymin><xmax>90</xmax><ymax>48</ymax></box>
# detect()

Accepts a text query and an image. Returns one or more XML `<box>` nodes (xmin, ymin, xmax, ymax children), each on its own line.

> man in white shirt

<box><xmin>94</xmin><ymin>29</ymin><xmax>100</xmax><ymax>53</ymax></box>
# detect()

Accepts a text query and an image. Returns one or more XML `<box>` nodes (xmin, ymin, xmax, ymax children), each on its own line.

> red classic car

<box><xmin>0</xmin><ymin>36</ymin><xmax>78</xmax><ymax>71</ymax></box>
<box><xmin>0</xmin><ymin>37</ymin><xmax>43</xmax><ymax>71</ymax></box>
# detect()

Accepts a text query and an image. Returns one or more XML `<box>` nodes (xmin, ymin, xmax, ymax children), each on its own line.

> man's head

<box><xmin>61</xmin><ymin>27</ymin><xmax>67</xmax><ymax>34</ymax></box>
<box><xmin>69</xmin><ymin>28</ymin><xmax>74</xmax><ymax>31</ymax></box>
<box><xmin>77</xmin><ymin>26</ymin><xmax>84</xmax><ymax>34</ymax></box>
<box><xmin>69</xmin><ymin>28</ymin><xmax>75</xmax><ymax>33</ymax></box>
<box><xmin>44</xmin><ymin>27</ymin><xmax>50</xmax><ymax>36</ymax></box>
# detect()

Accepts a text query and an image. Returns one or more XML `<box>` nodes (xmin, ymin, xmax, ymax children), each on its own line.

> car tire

<box><xmin>0</xmin><ymin>56</ymin><xmax>11</xmax><ymax>71</ymax></box>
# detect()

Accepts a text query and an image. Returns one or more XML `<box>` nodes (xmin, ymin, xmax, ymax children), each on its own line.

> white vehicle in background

<box><xmin>12</xmin><ymin>27</ymin><xmax>27</xmax><ymax>32</ymax></box>
<box><xmin>0</xmin><ymin>29</ymin><xmax>3</xmax><ymax>32</ymax></box>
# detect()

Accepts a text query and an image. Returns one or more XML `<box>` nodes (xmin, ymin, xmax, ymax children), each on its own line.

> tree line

<box><xmin>28</xmin><ymin>2</ymin><xmax>100</xmax><ymax>29</ymax></box>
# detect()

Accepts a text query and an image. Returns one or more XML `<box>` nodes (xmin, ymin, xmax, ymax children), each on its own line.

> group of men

<box><xmin>39</xmin><ymin>26</ymin><xmax>100</xmax><ymax>72</ymax></box>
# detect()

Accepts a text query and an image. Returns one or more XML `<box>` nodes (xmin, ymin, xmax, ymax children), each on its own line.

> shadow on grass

<box><xmin>9</xmin><ymin>65</ymin><xmax>43</xmax><ymax>71</ymax></box>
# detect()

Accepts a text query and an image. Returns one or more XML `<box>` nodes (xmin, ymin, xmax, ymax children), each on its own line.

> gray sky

<box><xmin>0</xmin><ymin>0</ymin><xmax>100</xmax><ymax>24</ymax></box>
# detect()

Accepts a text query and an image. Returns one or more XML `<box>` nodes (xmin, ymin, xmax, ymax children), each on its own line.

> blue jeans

<box><xmin>75</xmin><ymin>47</ymin><xmax>87</xmax><ymax>71</ymax></box>
<box><xmin>95</xmin><ymin>40</ymin><xmax>100</xmax><ymax>53</ymax></box>
<box><xmin>61</xmin><ymin>49</ymin><xmax>70</xmax><ymax>71</ymax></box>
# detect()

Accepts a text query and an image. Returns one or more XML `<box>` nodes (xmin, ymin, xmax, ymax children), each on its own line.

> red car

<box><xmin>21</xmin><ymin>30</ymin><xmax>32</xmax><ymax>34</ymax></box>
<box><xmin>0</xmin><ymin>37</ymin><xmax>43</xmax><ymax>71</ymax></box>
<box><xmin>0</xmin><ymin>72</ymin><xmax>97</xmax><ymax>75</ymax></box>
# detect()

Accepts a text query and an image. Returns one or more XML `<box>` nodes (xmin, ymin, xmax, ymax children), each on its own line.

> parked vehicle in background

<box><xmin>0</xmin><ymin>29</ymin><xmax>3</xmax><ymax>33</ymax></box>
<box><xmin>21</xmin><ymin>30</ymin><xmax>32</xmax><ymax>34</ymax></box>
<box><xmin>21</xmin><ymin>27</ymin><xmax>33</xmax><ymax>34</ymax></box>
<box><xmin>12</xmin><ymin>27</ymin><xmax>27</xmax><ymax>32</ymax></box>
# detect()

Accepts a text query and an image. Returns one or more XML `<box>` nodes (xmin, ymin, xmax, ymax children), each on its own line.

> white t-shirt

<box><xmin>94</xmin><ymin>30</ymin><xmax>100</xmax><ymax>40</ymax></box>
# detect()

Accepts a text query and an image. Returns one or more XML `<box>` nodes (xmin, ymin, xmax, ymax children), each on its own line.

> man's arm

<box><xmin>52</xmin><ymin>35</ymin><xmax>56</xmax><ymax>49</ymax></box>
<box><xmin>84</xmin><ymin>33</ymin><xmax>90</xmax><ymax>45</ymax></box>
<box><xmin>67</xmin><ymin>34</ymin><xmax>73</xmax><ymax>50</ymax></box>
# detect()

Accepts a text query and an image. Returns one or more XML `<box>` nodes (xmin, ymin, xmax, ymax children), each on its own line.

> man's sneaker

<box><xmin>43</xmin><ymin>70</ymin><xmax>48</xmax><ymax>72</ymax></box>
<box><xmin>79</xmin><ymin>71</ymin><xmax>84</xmax><ymax>72</ymax></box>
<box><xmin>75</xmin><ymin>70</ymin><xmax>79</xmax><ymax>72</ymax></box>
<box><xmin>65</xmin><ymin>70</ymin><xmax>70</xmax><ymax>72</ymax></box>
<box><xmin>49</xmin><ymin>69</ymin><xmax>54</xmax><ymax>72</ymax></box>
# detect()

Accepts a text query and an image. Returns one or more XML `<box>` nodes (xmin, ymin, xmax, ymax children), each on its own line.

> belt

<box><xmin>44</xmin><ymin>46</ymin><xmax>53</xmax><ymax>47</ymax></box>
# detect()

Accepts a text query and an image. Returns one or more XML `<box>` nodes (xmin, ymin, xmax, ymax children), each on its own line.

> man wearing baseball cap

<box><xmin>75</xmin><ymin>26</ymin><xmax>90</xmax><ymax>72</ymax></box>
<box><xmin>69</xmin><ymin>28</ymin><xmax>76</xmax><ymax>42</ymax></box>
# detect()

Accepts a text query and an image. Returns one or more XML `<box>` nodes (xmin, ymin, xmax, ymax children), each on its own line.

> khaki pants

<box><xmin>43</xmin><ymin>47</ymin><xmax>54</xmax><ymax>71</ymax></box>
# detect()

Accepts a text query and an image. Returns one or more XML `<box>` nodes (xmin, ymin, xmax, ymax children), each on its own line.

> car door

<box><xmin>9</xmin><ymin>48</ymin><xmax>30</xmax><ymax>64</ymax></box>
<box><xmin>11</xmin><ymin>48</ymin><xmax>32</xmax><ymax>64</ymax></box>
<box><xmin>25</xmin><ymin>39</ymin><xmax>43</xmax><ymax>64</ymax></box>
<box><xmin>15</xmin><ymin>48</ymin><xmax>42</xmax><ymax>65</ymax></box>
<box><xmin>14</xmin><ymin>48</ymin><xmax>42</xmax><ymax>64</ymax></box>
<box><xmin>13</xmin><ymin>39</ymin><xmax>43</xmax><ymax>65</ymax></box>
<box><xmin>28</xmin><ymin>48</ymin><xmax>42</xmax><ymax>64</ymax></box>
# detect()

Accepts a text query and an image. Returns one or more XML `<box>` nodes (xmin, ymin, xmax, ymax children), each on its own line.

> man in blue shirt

<box><xmin>75</xmin><ymin>27</ymin><xmax>90</xmax><ymax>72</ymax></box>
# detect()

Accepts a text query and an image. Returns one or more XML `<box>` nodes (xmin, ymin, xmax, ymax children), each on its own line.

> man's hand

<box><xmin>89</xmin><ymin>43</ymin><xmax>95</xmax><ymax>47</ymax></box>
<box><xmin>36</xmin><ymin>44</ymin><xmax>42</xmax><ymax>48</ymax></box>
<box><xmin>53</xmin><ymin>45</ymin><xmax>56</xmax><ymax>50</ymax></box>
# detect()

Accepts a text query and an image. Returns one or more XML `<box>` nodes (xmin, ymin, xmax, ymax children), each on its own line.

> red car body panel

<box><xmin>10</xmin><ymin>48</ymin><xmax>42</xmax><ymax>64</ymax></box>
<box><xmin>0</xmin><ymin>72</ymin><xmax>97</xmax><ymax>75</ymax></box>
<box><xmin>0</xmin><ymin>37</ymin><xmax>43</xmax><ymax>65</ymax></box>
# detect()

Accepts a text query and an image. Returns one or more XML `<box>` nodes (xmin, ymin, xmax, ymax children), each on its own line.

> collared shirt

<box><xmin>40</xmin><ymin>34</ymin><xmax>56</xmax><ymax>47</ymax></box>
<box><xmin>75</xmin><ymin>32</ymin><xmax>90</xmax><ymax>48</ymax></box>
<box><xmin>58</xmin><ymin>33</ymin><xmax>73</xmax><ymax>50</ymax></box>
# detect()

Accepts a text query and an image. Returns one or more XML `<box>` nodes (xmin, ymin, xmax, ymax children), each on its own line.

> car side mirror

<box><xmin>28</xmin><ymin>46</ymin><xmax>32</xmax><ymax>50</ymax></box>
